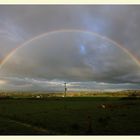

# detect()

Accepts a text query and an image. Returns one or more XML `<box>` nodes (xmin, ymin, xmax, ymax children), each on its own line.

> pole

<box><xmin>64</xmin><ymin>82</ymin><xmax>67</xmax><ymax>97</ymax></box>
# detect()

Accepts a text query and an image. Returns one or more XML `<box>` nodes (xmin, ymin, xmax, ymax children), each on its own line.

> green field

<box><xmin>0</xmin><ymin>95</ymin><xmax>140</xmax><ymax>135</ymax></box>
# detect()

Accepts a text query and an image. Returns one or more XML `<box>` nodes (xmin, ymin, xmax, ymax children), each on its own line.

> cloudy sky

<box><xmin>0</xmin><ymin>5</ymin><xmax>140</xmax><ymax>91</ymax></box>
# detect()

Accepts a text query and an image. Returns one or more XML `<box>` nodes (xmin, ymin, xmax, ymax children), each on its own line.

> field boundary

<box><xmin>0</xmin><ymin>115</ymin><xmax>51</xmax><ymax>134</ymax></box>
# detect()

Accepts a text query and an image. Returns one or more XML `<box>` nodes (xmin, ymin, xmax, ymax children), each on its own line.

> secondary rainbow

<box><xmin>0</xmin><ymin>29</ymin><xmax>140</xmax><ymax>70</ymax></box>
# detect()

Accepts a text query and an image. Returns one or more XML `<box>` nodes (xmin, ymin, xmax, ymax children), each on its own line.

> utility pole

<box><xmin>64</xmin><ymin>82</ymin><xmax>67</xmax><ymax>97</ymax></box>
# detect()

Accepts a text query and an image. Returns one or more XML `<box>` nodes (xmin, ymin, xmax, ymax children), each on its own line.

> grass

<box><xmin>0</xmin><ymin>96</ymin><xmax>140</xmax><ymax>135</ymax></box>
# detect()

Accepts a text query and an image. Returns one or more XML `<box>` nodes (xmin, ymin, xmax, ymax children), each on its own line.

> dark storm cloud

<box><xmin>0</xmin><ymin>5</ymin><xmax>140</xmax><ymax>90</ymax></box>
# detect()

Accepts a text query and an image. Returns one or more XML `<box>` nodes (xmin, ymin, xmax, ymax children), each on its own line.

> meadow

<box><xmin>0</xmin><ymin>91</ymin><xmax>140</xmax><ymax>135</ymax></box>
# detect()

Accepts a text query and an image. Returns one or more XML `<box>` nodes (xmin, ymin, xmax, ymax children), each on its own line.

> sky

<box><xmin>0</xmin><ymin>5</ymin><xmax>140</xmax><ymax>91</ymax></box>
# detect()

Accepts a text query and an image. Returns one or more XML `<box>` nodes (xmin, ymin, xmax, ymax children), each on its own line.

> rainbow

<box><xmin>0</xmin><ymin>29</ymin><xmax>140</xmax><ymax>70</ymax></box>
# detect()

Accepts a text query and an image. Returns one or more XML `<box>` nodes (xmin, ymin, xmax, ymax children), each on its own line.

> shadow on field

<box><xmin>0</xmin><ymin>97</ymin><xmax>140</xmax><ymax>135</ymax></box>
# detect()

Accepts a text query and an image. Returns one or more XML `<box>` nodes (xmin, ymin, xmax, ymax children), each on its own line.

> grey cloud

<box><xmin>0</xmin><ymin>5</ymin><xmax>140</xmax><ymax>91</ymax></box>
<box><xmin>1</xmin><ymin>31</ymin><xmax>140</xmax><ymax>84</ymax></box>
<box><xmin>0</xmin><ymin>76</ymin><xmax>139</xmax><ymax>91</ymax></box>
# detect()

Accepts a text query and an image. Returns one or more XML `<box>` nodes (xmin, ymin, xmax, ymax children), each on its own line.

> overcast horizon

<box><xmin>0</xmin><ymin>5</ymin><xmax>140</xmax><ymax>92</ymax></box>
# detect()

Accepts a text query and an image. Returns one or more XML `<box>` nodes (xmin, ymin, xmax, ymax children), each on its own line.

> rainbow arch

<box><xmin>0</xmin><ymin>29</ymin><xmax>140</xmax><ymax>70</ymax></box>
